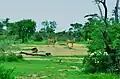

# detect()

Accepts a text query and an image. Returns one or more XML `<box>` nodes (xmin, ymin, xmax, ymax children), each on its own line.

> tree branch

<box><xmin>99</xmin><ymin>0</ymin><xmax>108</xmax><ymax>26</ymax></box>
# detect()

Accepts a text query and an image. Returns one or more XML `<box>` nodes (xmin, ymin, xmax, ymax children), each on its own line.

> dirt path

<box><xmin>18</xmin><ymin>44</ymin><xmax>88</xmax><ymax>56</ymax></box>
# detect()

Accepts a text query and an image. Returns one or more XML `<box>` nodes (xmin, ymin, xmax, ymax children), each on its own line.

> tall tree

<box><xmin>114</xmin><ymin>0</ymin><xmax>120</xmax><ymax>23</ymax></box>
<box><xmin>16</xmin><ymin>19</ymin><xmax>36</xmax><ymax>43</ymax></box>
<box><xmin>95</xmin><ymin>0</ymin><xmax>108</xmax><ymax>25</ymax></box>
<box><xmin>67</xmin><ymin>27</ymin><xmax>74</xmax><ymax>40</ymax></box>
<box><xmin>93</xmin><ymin>0</ymin><xmax>113</xmax><ymax>54</ymax></box>
<box><xmin>70</xmin><ymin>23</ymin><xmax>82</xmax><ymax>41</ymax></box>
<box><xmin>41</xmin><ymin>20</ymin><xmax>57</xmax><ymax>38</ymax></box>
<box><xmin>94</xmin><ymin>0</ymin><xmax>103</xmax><ymax>19</ymax></box>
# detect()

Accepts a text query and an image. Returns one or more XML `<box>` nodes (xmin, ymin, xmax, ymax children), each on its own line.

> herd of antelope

<box><xmin>47</xmin><ymin>38</ymin><xmax>74</xmax><ymax>48</ymax></box>
<box><xmin>20</xmin><ymin>38</ymin><xmax>91</xmax><ymax>55</ymax></box>
<box><xmin>47</xmin><ymin>38</ymin><xmax>92</xmax><ymax>48</ymax></box>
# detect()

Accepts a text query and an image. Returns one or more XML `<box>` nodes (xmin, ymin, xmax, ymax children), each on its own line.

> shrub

<box><xmin>83</xmin><ymin>52</ymin><xmax>120</xmax><ymax>73</ymax></box>
<box><xmin>0</xmin><ymin>53</ymin><xmax>7</xmax><ymax>62</ymax></box>
<box><xmin>16</xmin><ymin>54</ymin><xmax>23</xmax><ymax>59</ymax></box>
<box><xmin>31</xmin><ymin>32</ymin><xmax>43</xmax><ymax>41</ymax></box>
<box><xmin>82</xmin><ymin>18</ymin><xmax>120</xmax><ymax>74</ymax></box>
<box><xmin>0</xmin><ymin>64</ymin><xmax>15</xmax><ymax>79</ymax></box>
<box><xmin>0</xmin><ymin>53</ymin><xmax>23</xmax><ymax>62</ymax></box>
<box><xmin>6</xmin><ymin>53</ymin><xmax>19</xmax><ymax>62</ymax></box>
<box><xmin>0</xmin><ymin>43</ymin><xmax>11</xmax><ymax>52</ymax></box>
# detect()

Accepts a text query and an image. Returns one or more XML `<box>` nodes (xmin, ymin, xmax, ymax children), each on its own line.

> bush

<box><xmin>0</xmin><ymin>53</ymin><xmax>23</xmax><ymax>62</ymax></box>
<box><xmin>82</xmin><ymin>18</ymin><xmax>120</xmax><ymax>74</ymax></box>
<box><xmin>83</xmin><ymin>53</ymin><xmax>120</xmax><ymax>73</ymax></box>
<box><xmin>16</xmin><ymin>54</ymin><xmax>23</xmax><ymax>59</ymax></box>
<box><xmin>0</xmin><ymin>43</ymin><xmax>11</xmax><ymax>52</ymax></box>
<box><xmin>0</xmin><ymin>53</ymin><xmax>7</xmax><ymax>62</ymax></box>
<box><xmin>31</xmin><ymin>32</ymin><xmax>43</xmax><ymax>41</ymax></box>
<box><xmin>6</xmin><ymin>53</ymin><xmax>18</xmax><ymax>62</ymax></box>
<box><xmin>0</xmin><ymin>64</ymin><xmax>15</xmax><ymax>79</ymax></box>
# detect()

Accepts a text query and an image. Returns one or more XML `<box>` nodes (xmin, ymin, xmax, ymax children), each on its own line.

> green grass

<box><xmin>77</xmin><ymin>41</ymin><xmax>88</xmax><ymax>45</ymax></box>
<box><xmin>2</xmin><ymin>57</ymin><xmax>120</xmax><ymax>79</ymax></box>
<box><xmin>3</xmin><ymin>60</ymin><xmax>50</xmax><ymax>76</ymax></box>
<box><xmin>21</xmin><ymin>40</ymin><xmax>48</xmax><ymax>45</ymax></box>
<box><xmin>12</xmin><ymin>40</ymin><xmax>48</xmax><ymax>45</ymax></box>
<box><xmin>12</xmin><ymin>40</ymin><xmax>89</xmax><ymax>47</ymax></box>
<box><xmin>1</xmin><ymin>41</ymin><xmax>119</xmax><ymax>79</ymax></box>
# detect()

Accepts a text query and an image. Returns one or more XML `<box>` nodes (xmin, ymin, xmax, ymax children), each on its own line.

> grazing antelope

<box><xmin>47</xmin><ymin>38</ymin><xmax>56</xmax><ymax>47</ymax></box>
<box><xmin>87</xmin><ymin>39</ymin><xmax>92</xmax><ymax>44</ymax></box>
<box><xmin>67</xmin><ymin>40</ymin><xmax>74</xmax><ymax>47</ymax></box>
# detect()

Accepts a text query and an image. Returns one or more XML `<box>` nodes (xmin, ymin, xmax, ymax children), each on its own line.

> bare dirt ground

<box><xmin>17</xmin><ymin>43</ymin><xmax>88</xmax><ymax>56</ymax></box>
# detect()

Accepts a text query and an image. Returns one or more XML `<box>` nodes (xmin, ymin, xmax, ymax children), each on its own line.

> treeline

<box><xmin>0</xmin><ymin>18</ymin><xmax>91</xmax><ymax>43</ymax></box>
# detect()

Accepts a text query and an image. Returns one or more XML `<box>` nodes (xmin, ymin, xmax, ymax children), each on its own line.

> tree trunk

<box><xmin>22</xmin><ymin>36</ymin><xmax>25</xmax><ymax>43</ymax></box>
<box><xmin>100</xmin><ymin>0</ymin><xmax>108</xmax><ymax>26</ymax></box>
<box><xmin>99</xmin><ymin>0</ymin><xmax>111</xmax><ymax>54</ymax></box>
<box><xmin>99</xmin><ymin>0</ymin><xmax>117</xmax><ymax>55</ymax></box>
<box><xmin>85</xmin><ymin>31</ymin><xmax>88</xmax><ymax>41</ymax></box>
<box><xmin>115</xmin><ymin>0</ymin><xmax>120</xmax><ymax>23</ymax></box>
<box><xmin>97</xmin><ymin>3</ymin><xmax>103</xmax><ymax>19</ymax></box>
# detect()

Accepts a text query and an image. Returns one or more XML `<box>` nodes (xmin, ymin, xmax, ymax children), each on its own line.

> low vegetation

<box><xmin>2</xmin><ymin>57</ymin><xmax>120</xmax><ymax>79</ymax></box>
<box><xmin>0</xmin><ymin>64</ymin><xmax>15</xmax><ymax>79</ymax></box>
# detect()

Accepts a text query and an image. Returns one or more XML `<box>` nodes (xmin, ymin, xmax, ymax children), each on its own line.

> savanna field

<box><xmin>0</xmin><ymin>0</ymin><xmax>120</xmax><ymax>78</ymax></box>
<box><xmin>1</xmin><ymin>41</ymin><xmax>119</xmax><ymax>79</ymax></box>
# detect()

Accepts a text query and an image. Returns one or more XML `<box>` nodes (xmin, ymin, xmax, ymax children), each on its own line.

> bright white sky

<box><xmin>0</xmin><ymin>0</ymin><xmax>116</xmax><ymax>32</ymax></box>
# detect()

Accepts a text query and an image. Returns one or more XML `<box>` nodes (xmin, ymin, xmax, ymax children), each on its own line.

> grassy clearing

<box><xmin>25</xmin><ymin>40</ymin><xmax>48</xmax><ymax>45</ymax></box>
<box><xmin>19</xmin><ymin>40</ymin><xmax>89</xmax><ymax>46</ymax></box>
<box><xmin>15</xmin><ymin>43</ymin><xmax>88</xmax><ymax>56</ymax></box>
<box><xmin>1</xmin><ymin>42</ymin><xmax>119</xmax><ymax>79</ymax></box>
<box><xmin>3</xmin><ymin>56</ymin><xmax>120</xmax><ymax>79</ymax></box>
<box><xmin>76</xmin><ymin>41</ymin><xmax>88</xmax><ymax>45</ymax></box>
<box><xmin>3</xmin><ymin>57</ymin><xmax>82</xmax><ymax>75</ymax></box>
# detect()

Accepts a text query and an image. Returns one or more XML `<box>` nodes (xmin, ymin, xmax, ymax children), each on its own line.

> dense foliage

<box><xmin>0</xmin><ymin>65</ymin><xmax>15</xmax><ymax>79</ymax></box>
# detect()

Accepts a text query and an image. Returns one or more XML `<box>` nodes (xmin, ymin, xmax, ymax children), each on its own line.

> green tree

<box><xmin>67</xmin><ymin>27</ymin><xmax>74</xmax><ymax>40</ymax></box>
<box><xmin>39</xmin><ymin>28</ymin><xmax>47</xmax><ymax>40</ymax></box>
<box><xmin>83</xmin><ymin>0</ymin><xmax>120</xmax><ymax>73</ymax></box>
<box><xmin>7</xmin><ymin>23</ymin><xmax>17</xmax><ymax>35</ymax></box>
<box><xmin>41</xmin><ymin>20</ymin><xmax>57</xmax><ymax>39</ymax></box>
<box><xmin>56</xmin><ymin>30</ymin><xmax>68</xmax><ymax>41</ymax></box>
<box><xmin>0</xmin><ymin>22</ymin><xmax>4</xmax><ymax>35</ymax></box>
<box><xmin>31</xmin><ymin>31</ymin><xmax>43</xmax><ymax>41</ymax></box>
<box><xmin>113</xmin><ymin>0</ymin><xmax>120</xmax><ymax>23</ymax></box>
<box><xmin>0</xmin><ymin>18</ymin><xmax>9</xmax><ymax>35</ymax></box>
<box><xmin>82</xmin><ymin>18</ymin><xmax>95</xmax><ymax>41</ymax></box>
<box><xmin>70</xmin><ymin>23</ymin><xmax>82</xmax><ymax>41</ymax></box>
<box><xmin>15</xmin><ymin>19</ymin><xmax>36</xmax><ymax>43</ymax></box>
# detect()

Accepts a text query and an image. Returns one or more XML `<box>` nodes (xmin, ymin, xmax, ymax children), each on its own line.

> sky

<box><xmin>0</xmin><ymin>0</ymin><xmax>116</xmax><ymax>32</ymax></box>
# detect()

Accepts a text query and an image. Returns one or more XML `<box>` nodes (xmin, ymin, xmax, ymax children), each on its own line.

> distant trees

<box><xmin>0</xmin><ymin>21</ymin><xmax>4</xmax><ymax>35</ymax></box>
<box><xmin>0</xmin><ymin>18</ymin><xmax>9</xmax><ymax>35</ymax></box>
<box><xmin>0</xmin><ymin>19</ymin><xmax>58</xmax><ymax>43</ymax></box>
<box><xmin>7</xmin><ymin>19</ymin><xmax>36</xmax><ymax>43</ymax></box>
<box><xmin>70</xmin><ymin>23</ymin><xmax>82</xmax><ymax>41</ymax></box>
<box><xmin>41</xmin><ymin>20</ymin><xmax>57</xmax><ymax>39</ymax></box>
<box><xmin>31</xmin><ymin>32</ymin><xmax>43</xmax><ymax>41</ymax></box>
<box><xmin>16</xmin><ymin>19</ymin><xmax>36</xmax><ymax>43</ymax></box>
<box><xmin>56</xmin><ymin>30</ymin><xmax>68</xmax><ymax>41</ymax></box>
<box><xmin>0</xmin><ymin>18</ymin><xmax>93</xmax><ymax>43</ymax></box>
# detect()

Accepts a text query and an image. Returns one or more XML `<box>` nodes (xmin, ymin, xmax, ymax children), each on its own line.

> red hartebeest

<box><xmin>87</xmin><ymin>39</ymin><xmax>92</xmax><ymax>44</ymax></box>
<box><xmin>47</xmin><ymin>38</ymin><xmax>56</xmax><ymax>47</ymax></box>
<box><xmin>66</xmin><ymin>40</ymin><xmax>74</xmax><ymax>47</ymax></box>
